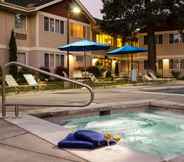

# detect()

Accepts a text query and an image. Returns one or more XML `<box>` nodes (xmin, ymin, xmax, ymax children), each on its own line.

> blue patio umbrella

<box><xmin>107</xmin><ymin>44</ymin><xmax>147</xmax><ymax>55</ymax></box>
<box><xmin>107</xmin><ymin>44</ymin><xmax>147</xmax><ymax>72</ymax></box>
<box><xmin>58</xmin><ymin>39</ymin><xmax>110</xmax><ymax>51</ymax></box>
<box><xmin>58</xmin><ymin>40</ymin><xmax>110</xmax><ymax>73</ymax></box>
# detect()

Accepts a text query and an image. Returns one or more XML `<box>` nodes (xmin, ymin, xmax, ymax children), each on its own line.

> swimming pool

<box><xmin>64</xmin><ymin>111</ymin><xmax>184</xmax><ymax>159</ymax></box>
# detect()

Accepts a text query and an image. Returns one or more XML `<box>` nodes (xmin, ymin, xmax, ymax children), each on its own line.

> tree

<box><xmin>9</xmin><ymin>30</ymin><xmax>18</xmax><ymax>77</ymax></box>
<box><xmin>101</xmin><ymin>0</ymin><xmax>184</xmax><ymax>72</ymax></box>
<box><xmin>115</xmin><ymin>62</ymin><xmax>119</xmax><ymax>76</ymax></box>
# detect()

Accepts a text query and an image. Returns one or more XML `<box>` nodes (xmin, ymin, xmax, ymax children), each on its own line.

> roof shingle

<box><xmin>5</xmin><ymin>0</ymin><xmax>55</xmax><ymax>8</ymax></box>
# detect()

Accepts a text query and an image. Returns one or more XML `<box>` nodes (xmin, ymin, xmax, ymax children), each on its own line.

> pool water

<box><xmin>64</xmin><ymin>111</ymin><xmax>184</xmax><ymax>158</ymax></box>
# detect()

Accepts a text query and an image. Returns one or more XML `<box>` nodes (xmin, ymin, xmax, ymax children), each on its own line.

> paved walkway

<box><xmin>4</xmin><ymin>84</ymin><xmax>184</xmax><ymax>113</ymax></box>
<box><xmin>0</xmin><ymin>119</ymin><xmax>86</xmax><ymax>162</ymax></box>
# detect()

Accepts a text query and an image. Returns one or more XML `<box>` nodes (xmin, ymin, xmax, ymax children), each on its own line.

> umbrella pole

<box><xmin>131</xmin><ymin>54</ymin><xmax>133</xmax><ymax>70</ymax></box>
<box><xmin>84</xmin><ymin>50</ymin><xmax>87</xmax><ymax>77</ymax></box>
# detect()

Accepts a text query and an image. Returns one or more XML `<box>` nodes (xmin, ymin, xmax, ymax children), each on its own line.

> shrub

<box><xmin>87</xmin><ymin>66</ymin><xmax>102</xmax><ymax>77</ymax></box>
<box><xmin>156</xmin><ymin>72</ymin><xmax>162</xmax><ymax>78</ymax></box>
<box><xmin>17</xmin><ymin>67</ymin><xmax>34</xmax><ymax>84</ymax></box>
<box><xmin>171</xmin><ymin>70</ymin><xmax>181</xmax><ymax>79</ymax></box>
<box><xmin>105</xmin><ymin>70</ymin><xmax>112</xmax><ymax>78</ymax></box>
<box><xmin>55</xmin><ymin>66</ymin><xmax>68</xmax><ymax>77</ymax></box>
<box><xmin>39</xmin><ymin>67</ymin><xmax>50</xmax><ymax>81</ymax></box>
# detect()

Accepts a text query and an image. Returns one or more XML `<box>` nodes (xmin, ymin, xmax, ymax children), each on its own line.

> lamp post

<box><xmin>66</xmin><ymin>5</ymin><xmax>81</xmax><ymax>78</ymax></box>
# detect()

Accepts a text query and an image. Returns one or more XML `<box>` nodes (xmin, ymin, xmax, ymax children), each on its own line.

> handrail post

<box><xmin>1</xmin><ymin>65</ymin><xmax>6</xmax><ymax>118</ymax></box>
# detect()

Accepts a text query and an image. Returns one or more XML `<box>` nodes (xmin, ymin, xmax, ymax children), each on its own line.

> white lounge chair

<box><xmin>23</xmin><ymin>74</ymin><xmax>38</xmax><ymax>87</ymax></box>
<box><xmin>143</xmin><ymin>74</ymin><xmax>153</xmax><ymax>81</ymax></box>
<box><xmin>5</xmin><ymin>74</ymin><xmax>20</xmax><ymax>93</ymax></box>
<box><xmin>148</xmin><ymin>71</ymin><xmax>163</xmax><ymax>81</ymax></box>
<box><xmin>5</xmin><ymin>75</ymin><xmax>19</xmax><ymax>87</ymax></box>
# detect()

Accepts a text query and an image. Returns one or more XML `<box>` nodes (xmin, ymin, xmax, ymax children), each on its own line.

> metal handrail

<box><xmin>1</xmin><ymin>62</ymin><xmax>94</xmax><ymax>117</ymax></box>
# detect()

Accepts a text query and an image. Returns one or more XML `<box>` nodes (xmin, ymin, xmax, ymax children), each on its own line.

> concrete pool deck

<box><xmin>2</xmin><ymin>84</ymin><xmax>184</xmax><ymax>162</ymax></box>
<box><xmin>0</xmin><ymin>119</ymin><xmax>86</xmax><ymax>162</ymax></box>
<box><xmin>5</xmin><ymin>111</ymin><xmax>161</xmax><ymax>162</ymax></box>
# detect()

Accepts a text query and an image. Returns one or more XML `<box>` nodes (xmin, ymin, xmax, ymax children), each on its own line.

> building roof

<box><xmin>5</xmin><ymin>0</ymin><xmax>55</xmax><ymax>7</ymax></box>
<box><xmin>1</xmin><ymin>0</ymin><xmax>96</xmax><ymax>23</ymax></box>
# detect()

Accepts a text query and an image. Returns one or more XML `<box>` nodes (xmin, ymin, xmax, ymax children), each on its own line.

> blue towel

<box><xmin>74</xmin><ymin>130</ymin><xmax>106</xmax><ymax>146</ymax></box>
<box><xmin>58</xmin><ymin>130</ymin><xmax>116</xmax><ymax>150</ymax></box>
<box><xmin>58</xmin><ymin>133</ymin><xmax>95</xmax><ymax>149</ymax></box>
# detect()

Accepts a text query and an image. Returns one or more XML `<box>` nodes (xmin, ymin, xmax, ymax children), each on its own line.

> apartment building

<box><xmin>139</xmin><ymin>29</ymin><xmax>184</xmax><ymax>77</ymax></box>
<box><xmin>0</xmin><ymin>0</ymin><xmax>95</xmax><ymax>73</ymax></box>
<box><xmin>94</xmin><ymin>24</ymin><xmax>184</xmax><ymax>78</ymax></box>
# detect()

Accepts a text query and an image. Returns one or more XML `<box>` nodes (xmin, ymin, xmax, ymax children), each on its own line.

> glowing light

<box><xmin>72</xmin><ymin>6</ymin><xmax>81</xmax><ymax>14</ymax></box>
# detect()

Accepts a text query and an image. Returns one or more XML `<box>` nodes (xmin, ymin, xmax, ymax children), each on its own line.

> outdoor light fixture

<box><xmin>72</xmin><ymin>6</ymin><xmax>81</xmax><ymax>14</ymax></box>
<box><xmin>66</xmin><ymin>4</ymin><xmax>81</xmax><ymax>77</ymax></box>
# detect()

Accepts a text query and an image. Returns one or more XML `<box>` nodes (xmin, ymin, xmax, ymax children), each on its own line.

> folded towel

<box><xmin>58</xmin><ymin>133</ymin><xmax>95</xmax><ymax>149</ymax></box>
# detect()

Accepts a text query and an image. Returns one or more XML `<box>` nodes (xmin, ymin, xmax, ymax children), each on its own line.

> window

<box><xmin>70</xmin><ymin>23</ymin><xmax>85</xmax><ymax>38</ymax></box>
<box><xmin>144</xmin><ymin>34</ymin><xmax>162</xmax><ymax>45</ymax></box>
<box><xmin>44</xmin><ymin>16</ymin><xmax>65</xmax><ymax>34</ymax></box>
<box><xmin>169</xmin><ymin>59</ymin><xmax>174</xmax><ymax>69</ymax></box>
<box><xmin>156</xmin><ymin>35</ymin><xmax>163</xmax><ymax>44</ymax></box>
<box><xmin>76</xmin><ymin>56</ymin><xmax>84</xmax><ymax>62</ymax></box>
<box><xmin>55</xmin><ymin>19</ymin><xmax>60</xmax><ymax>33</ymax></box>
<box><xmin>15</xmin><ymin>14</ymin><xmax>26</xmax><ymax>29</ymax></box>
<box><xmin>86</xmin><ymin>26</ymin><xmax>90</xmax><ymax>39</ymax></box>
<box><xmin>44</xmin><ymin>17</ymin><xmax>49</xmax><ymax>31</ymax></box>
<box><xmin>50</xmin><ymin>18</ymin><xmax>55</xmax><ymax>32</ymax></box>
<box><xmin>169</xmin><ymin>33</ymin><xmax>184</xmax><ymax>44</ymax></box>
<box><xmin>60</xmin><ymin>55</ymin><xmax>65</xmax><ymax>66</ymax></box>
<box><xmin>44</xmin><ymin>53</ymin><xmax>49</xmax><ymax>68</ymax></box>
<box><xmin>18</xmin><ymin>53</ymin><xmax>26</xmax><ymax>64</ymax></box>
<box><xmin>60</xmin><ymin>21</ymin><xmax>64</xmax><ymax>34</ymax></box>
<box><xmin>50</xmin><ymin>54</ymin><xmax>54</xmax><ymax>68</ymax></box>
<box><xmin>181</xmin><ymin>59</ymin><xmax>184</xmax><ymax>69</ymax></box>
<box><xmin>117</xmin><ymin>38</ymin><xmax>122</xmax><ymax>47</ymax></box>
<box><xmin>55</xmin><ymin>54</ymin><xmax>65</xmax><ymax>67</ymax></box>
<box><xmin>158</xmin><ymin>60</ymin><xmax>163</xmax><ymax>69</ymax></box>
<box><xmin>144</xmin><ymin>36</ymin><xmax>148</xmax><ymax>45</ymax></box>
<box><xmin>169</xmin><ymin>34</ymin><xmax>174</xmax><ymax>44</ymax></box>
<box><xmin>96</xmin><ymin>34</ymin><xmax>114</xmax><ymax>46</ymax></box>
<box><xmin>144</xmin><ymin>60</ymin><xmax>149</xmax><ymax>69</ymax></box>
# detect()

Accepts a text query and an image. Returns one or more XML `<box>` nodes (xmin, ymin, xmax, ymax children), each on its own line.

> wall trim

<box><xmin>39</xmin><ymin>11</ymin><xmax>90</xmax><ymax>26</ymax></box>
<box><xmin>0</xmin><ymin>44</ymin><xmax>7</xmax><ymax>49</ymax></box>
<box><xmin>36</xmin><ymin>13</ymin><xmax>40</xmax><ymax>47</ymax></box>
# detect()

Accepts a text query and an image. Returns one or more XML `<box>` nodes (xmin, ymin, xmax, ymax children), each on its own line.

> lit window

<box><xmin>44</xmin><ymin>17</ymin><xmax>49</xmax><ymax>31</ymax></box>
<box><xmin>96</xmin><ymin>34</ymin><xmax>114</xmax><ymax>46</ymax></box>
<box><xmin>117</xmin><ymin>38</ymin><xmax>122</xmax><ymax>47</ymax></box>
<box><xmin>70</xmin><ymin>23</ymin><xmax>85</xmax><ymax>38</ymax></box>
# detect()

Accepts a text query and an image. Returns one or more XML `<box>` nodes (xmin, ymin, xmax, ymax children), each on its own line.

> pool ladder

<box><xmin>1</xmin><ymin>62</ymin><xmax>94</xmax><ymax>118</ymax></box>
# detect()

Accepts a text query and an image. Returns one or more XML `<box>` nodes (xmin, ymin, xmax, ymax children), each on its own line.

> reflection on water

<box><xmin>64</xmin><ymin>111</ymin><xmax>184</xmax><ymax>158</ymax></box>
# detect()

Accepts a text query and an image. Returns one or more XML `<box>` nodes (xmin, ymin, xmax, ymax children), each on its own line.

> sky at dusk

<box><xmin>80</xmin><ymin>0</ymin><xmax>103</xmax><ymax>19</ymax></box>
